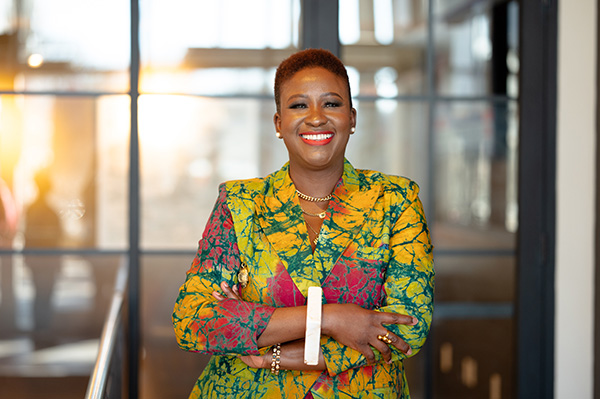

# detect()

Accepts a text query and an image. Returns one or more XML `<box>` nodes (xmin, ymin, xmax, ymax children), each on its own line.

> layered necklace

<box><xmin>295</xmin><ymin>189</ymin><xmax>332</xmax><ymax>202</ymax></box>
<box><xmin>296</xmin><ymin>188</ymin><xmax>332</xmax><ymax>245</ymax></box>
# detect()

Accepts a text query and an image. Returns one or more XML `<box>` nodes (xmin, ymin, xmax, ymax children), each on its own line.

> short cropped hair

<box><xmin>274</xmin><ymin>48</ymin><xmax>352</xmax><ymax>113</ymax></box>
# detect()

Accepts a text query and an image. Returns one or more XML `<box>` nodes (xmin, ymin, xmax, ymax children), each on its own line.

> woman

<box><xmin>173</xmin><ymin>49</ymin><xmax>434</xmax><ymax>398</ymax></box>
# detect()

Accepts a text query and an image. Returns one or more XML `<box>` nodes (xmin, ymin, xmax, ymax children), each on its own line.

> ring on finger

<box><xmin>377</xmin><ymin>332</ymin><xmax>393</xmax><ymax>344</ymax></box>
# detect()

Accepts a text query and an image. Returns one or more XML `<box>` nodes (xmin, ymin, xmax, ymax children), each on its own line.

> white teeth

<box><xmin>302</xmin><ymin>133</ymin><xmax>333</xmax><ymax>141</ymax></box>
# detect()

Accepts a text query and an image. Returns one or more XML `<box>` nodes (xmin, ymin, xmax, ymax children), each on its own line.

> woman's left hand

<box><xmin>212</xmin><ymin>280</ymin><xmax>242</xmax><ymax>301</ymax></box>
<box><xmin>212</xmin><ymin>281</ymin><xmax>268</xmax><ymax>369</ymax></box>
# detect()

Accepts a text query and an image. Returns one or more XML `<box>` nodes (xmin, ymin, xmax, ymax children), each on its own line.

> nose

<box><xmin>305</xmin><ymin>106</ymin><xmax>326</xmax><ymax>127</ymax></box>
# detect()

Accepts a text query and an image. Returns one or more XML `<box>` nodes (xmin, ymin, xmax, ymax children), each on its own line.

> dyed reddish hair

<box><xmin>274</xmin><ymin>48</ymin><xmax>352</xmax><ymax>112</ymax></box>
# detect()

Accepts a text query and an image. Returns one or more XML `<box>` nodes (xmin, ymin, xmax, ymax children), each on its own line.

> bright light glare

<box><xmin>374</xmin><ymin>0</ymin><xmax>394</xmax><ymax>45</ymax></box>
<box><xmin>28</xmin><ymin>54</ymin><xmax>44</xmax><ymax>68</ymax></box>
<box><xmin>375</xmin><ymin>67</ymin><xmax>398</xmax><ymax>98</ymax></box>
<box><xmin>339</xmin><ymin>0</ymin><xmax>360</xmax><ymax>45</ymax></box>
<box><xmin>144</xmin><ymin>0</ymin><xmax>296</xmax><ymax>66</ymax></box>
<box><xmin>346</xmin><ymin>66</ymin><xmax>360</xmax><ymax>97</ymax></box>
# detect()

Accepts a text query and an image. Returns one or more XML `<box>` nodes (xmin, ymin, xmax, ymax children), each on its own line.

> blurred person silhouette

<box><xmin>24</xmin><ymin>168</ymin><xmax>62</xmax><ymax>342</ymax></box>
<box><xmin>0</xmin><ymin>177</ymin><xmax>18</xmax><ymax>335</ymax></box>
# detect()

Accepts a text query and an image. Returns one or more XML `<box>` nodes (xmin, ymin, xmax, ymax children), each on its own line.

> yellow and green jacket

<box><xmin>173</xmin><ymin>160</ymin><xmax>434</xmax><ymax>398</ymax></box>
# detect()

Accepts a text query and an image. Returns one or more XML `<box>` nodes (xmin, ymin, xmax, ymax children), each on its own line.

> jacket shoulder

<box><xmin>222</xmin><ymin>177</ymin><xmax>266</xmax><ymax>198</ymax></box>
<box><xmin>355</xmin><ymin>169</ymin><xmax>420</xmax><ymax>197</ymax></box>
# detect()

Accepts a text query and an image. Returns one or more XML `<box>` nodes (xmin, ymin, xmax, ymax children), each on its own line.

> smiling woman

<box><xmin>172</xmin><ymin>49</ymin><xmax>435</xmax><ymax>399</ymax></box>
<box><xmin>275</xmin><ymin>66</ymin><xmax>356</xmax><ymax>198</ymax></box>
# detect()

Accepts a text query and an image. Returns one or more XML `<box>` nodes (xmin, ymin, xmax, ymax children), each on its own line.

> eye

<box><xmin>325</xmin><ymin>101</ymin><xmax>342</xmax><ymax>108</ymax></box>
<box><xmin>289</xmin><ymin>102</ymin><xmax>307</xmax><ymax>109</ymax></box>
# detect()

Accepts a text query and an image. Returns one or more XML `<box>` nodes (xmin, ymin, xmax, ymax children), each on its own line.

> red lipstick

<box><xmin>300</xmin><ymin>131</ymin><xmax>334</xmax><ymax>146</ymax></box>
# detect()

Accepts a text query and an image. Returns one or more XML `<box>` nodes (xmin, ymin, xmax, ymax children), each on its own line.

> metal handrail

<box><xmin>85</xmin><ymin>259</ymin><xmax>129</xmax><ymax>399</ymax></box>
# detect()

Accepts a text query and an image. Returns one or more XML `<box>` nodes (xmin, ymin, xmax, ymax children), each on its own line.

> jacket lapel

<box><xmin>316</xmin><ymin>160</ymin><xmax>381</xmax><ymax>281</ymax></box>
<box><xmin>254</xmin><ymin>165</ymin><xmax>316</xmax><ymax>294</ymax></box>
<box><xmin>254</xmin><ymin>161</ymin><xmax>381</xmax><ymax>297</ymax></box>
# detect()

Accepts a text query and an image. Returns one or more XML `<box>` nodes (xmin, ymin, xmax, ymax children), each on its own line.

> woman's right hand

<box><xmin>321</xmin><ymin>303</ymin><xmax>416</xmax><ymax>365</ymax></box>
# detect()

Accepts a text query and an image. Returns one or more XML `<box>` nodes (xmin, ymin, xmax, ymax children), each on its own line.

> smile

<box><xmin>300</xmin><ymin>132</ymin><xmax>334</xmax><ymax>145</ymax></box>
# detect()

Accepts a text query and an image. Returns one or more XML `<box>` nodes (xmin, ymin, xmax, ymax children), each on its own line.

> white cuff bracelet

<box><xmin>304</xmin><ymin>286</ymin><xmax>323</xmax><ymax>365</ymax></box>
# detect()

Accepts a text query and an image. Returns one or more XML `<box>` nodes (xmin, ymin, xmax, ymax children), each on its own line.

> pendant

<box><xmin>238</xmin><ymin>262</ymin><xmax>249</xmax><ymax>288</ymax></box>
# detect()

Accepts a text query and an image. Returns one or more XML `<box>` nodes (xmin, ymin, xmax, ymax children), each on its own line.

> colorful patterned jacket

<box><xmin>173</xmin><ymin>160</ymin><xmax>434</xmax><ymax>398</ymax></box>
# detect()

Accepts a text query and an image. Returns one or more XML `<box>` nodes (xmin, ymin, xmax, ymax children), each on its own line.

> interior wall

<box><xmin>555</xmin><ymin>1</ymin><xmax>598</xmax><ymax>398</ymax></box>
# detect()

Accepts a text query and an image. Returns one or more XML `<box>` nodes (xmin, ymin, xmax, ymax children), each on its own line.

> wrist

<box><xmin>320</xmin><ymin>303</ymin><xmax>337</xmax><ymax>337</ymax></box>
<box><xmin>270</xmin><ymin>343</ymin><xmax>281</xmax><ymax>374</ymax></box>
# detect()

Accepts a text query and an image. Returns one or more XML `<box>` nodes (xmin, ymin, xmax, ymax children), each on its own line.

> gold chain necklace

<box><xmin>296</xmin><ymin>189</ymin><xmax>332</xmax><ymax>202</ymax></box>
<box><xmin>299</xmin><ymin>203</ymin><xmax>325</xmax><ymax>244</ymax></box>
<box><xmin>305</xmin><ymin>220</ymin><xmax>321</xmax><ymax>245</ymax></box>
<box><xmin>302</xmin><ymin>208</ymin><xmax>327</xmax><ymax>219</ymax></box>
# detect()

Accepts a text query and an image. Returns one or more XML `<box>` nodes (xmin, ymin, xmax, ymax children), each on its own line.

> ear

<box><xmin>350</xmin><ymin>108</ymin><xmax>357</xmax><ymax>129</ymax></box>
<box><xmin>273</xmin><ymin>112</ymin><xmax>281</xmax><ymax>132</ymax></box>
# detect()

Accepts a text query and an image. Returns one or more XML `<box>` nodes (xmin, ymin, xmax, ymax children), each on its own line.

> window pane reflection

<box><xmin>140</xmin><ymin>0</ymin><xmax>300</xmax><ymax>95</ymax></box>
<box><xmin>0</xmin><ymin>95</ymin><xmax>129</xmax><ymax>250</ymax></box>
<box><xmin>139</xmin><ymin>95</ymin><xmax>286</xmax><ymax>249</ymax></box>
<box><xmin>435</xmin><ymin>255</ymin><xmax>515</xmax><ymax>303</ymax></box>
<box><xmin>348</xmin><ymin>100</ymin><xmax>428</xmax><ymax>185</ymax></box>
<box><xmin>433</xmin><ymin>318</ymin><xmax>513</xmax><ymax>399</ymax></box>
<box><xmin>0</xmin><ymin>0</ymin><xmax>130</xmax><ymax>92</ymax></box>
<box><xmin>340</xmin><ymin>0</ymin><xmax>429</xmax><ymax>95</ymax></box>
<box><xmin>434</xmin><ymin>0</ymin><xmax>519</xmax><ymax>96</ymax></box>
<box><xmin>433</xmin><ymin>100</ymin><xmax>518</xmax><ymax>250</ymax></box>
<box><xmin>0</xmin><ymin>254</ymin><xmax>123</xmax><ymax>397</ymax></box>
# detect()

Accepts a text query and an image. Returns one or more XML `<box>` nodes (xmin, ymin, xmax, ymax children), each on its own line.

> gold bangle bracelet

<box><xmin>270</xmin><ymin>343</ymin><xmax>281</xmax><ymax>375</ymax></box>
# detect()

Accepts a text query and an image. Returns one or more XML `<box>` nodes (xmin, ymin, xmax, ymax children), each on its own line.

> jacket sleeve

<box><xmin>322</xmin><ymin>181</ymin><xmax>435</xmax><ymax>376</ymax></box>
<box><xmin>172</xmin><ymin>184</ymin><xmax>276</xmax><ymax>356</ymax></box>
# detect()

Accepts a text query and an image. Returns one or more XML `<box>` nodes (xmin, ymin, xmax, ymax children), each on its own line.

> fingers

<box><xmin>357</xmin><ymin>343</ymin><xmax>377</xmax><ymax>365</ymax></box>
<box><xmin>212</xmin><ymin>281</ymin><xmax>242</xmax><ymax>301</ymax></box>
<box><xmin>239</xmin><ymin>355</ymin><xmax>265</xmax><ymax>369</ymax></box>
<box><xmin>378</xmin><ymin>312</ymin><xmax>417</xmax><ymax>326</ymax></box>
<box><xmin>386</xmin><ymin>332</ymin><xmax>412</xmax><ymax>356</ymax></box>
<box><xmin>211</xmin><ymin>291</ymin><xmax>225</xmax><ymax>300</ymax></box>
<box><xmin>371</xmin><ymin>337</ymin><xmax>394</xmax><ymax>364</ymax></box>
<box><xmin>374</xmin><ymin>330</ymin><xmax>412</xmax><ymax>362</ymax></box>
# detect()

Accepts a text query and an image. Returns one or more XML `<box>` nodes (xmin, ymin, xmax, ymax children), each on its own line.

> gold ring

<box><xmin>377</xmin><ymin>332</ymin><xmax>393</xmax><ymax>344</ymax></box>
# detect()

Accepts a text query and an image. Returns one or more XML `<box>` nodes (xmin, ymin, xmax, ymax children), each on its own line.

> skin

<box><xmin>212</xmin><ymin>66</ymin><xmax>416</xmax><ymax>371</ymax></box>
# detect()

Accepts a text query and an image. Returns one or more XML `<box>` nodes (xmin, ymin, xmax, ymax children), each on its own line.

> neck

<box><xmin>288</xmin><ymin>161</ymin><xmax>344</xmax><ymax>198</ymax></box>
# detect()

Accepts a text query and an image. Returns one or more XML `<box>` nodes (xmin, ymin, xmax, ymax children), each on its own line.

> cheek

<box><xmin>282</xmin><ymin>116</ymin><xmax>302</xmax><ymax>130</ymax></box>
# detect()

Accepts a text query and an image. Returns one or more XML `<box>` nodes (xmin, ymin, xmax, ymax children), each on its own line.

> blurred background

<box><xmin>0</xmin><ymin>1</ymin><xmax>596</xmax><ymax>399</ymax></box>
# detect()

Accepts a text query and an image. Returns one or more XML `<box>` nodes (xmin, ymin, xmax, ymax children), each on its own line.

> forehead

<box><xmin>280</xmin><ymin>67</ymin><xmax>347</xmax><ymax>95</ymax></box>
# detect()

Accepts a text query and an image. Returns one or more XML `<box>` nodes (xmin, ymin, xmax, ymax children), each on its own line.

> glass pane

<box><xmin>140</xmin><ymin>0</ymin><xmax>300</xmax><ymax>95</ymax></box>
<box><xmin>0</xmin><ymin>254</ymin><xmax>123</xmax><ymax>398</ymax></box>
<box><xmin>141</xmin><ymin>254</ymin><xmax>211</xmax><ymax>399</ymax></box>
<box><xmin>434</xmin><ymin>0</ymin><xmax>519</xmax><ymax>96</ymax></box>
<box><xmin>348</xmin><ymin>100</ymin><xmax>429</xmax><ymax>185</ymax></box>
<box><xmin>340</xmin><ymin>0</ymin><xmax>429</xmax><ymax>96</ymax></box>
<box><xmin>435</xmin><ymin>255</ymin><xmax>514</xmax><ymax>303</ymax></box>
<box><xmin>433</xmin><ymin>318</ymin><xmax>514</xmax><ymax>399</ymax></box>
<box><xmin>0</xmin><ymin>95</ymin><xmax>129</xmax><ymax>250</ymax></box>
<box><xmin>139</xmin><ymin>95</ymin><xmax>285</xmax><ymax>249</ymax></box>
<box><xmin>0</xmin><ymin>0</ymin><xmax>130</xmax><ymax>92</ymax></box>
<box><xmin>432</xmin><ymin>100</ymin><xmax>518</xmax><ymax>250</ymax></box>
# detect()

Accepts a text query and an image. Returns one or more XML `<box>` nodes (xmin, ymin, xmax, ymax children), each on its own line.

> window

<box><xmin>0</xmin><ymin>1</ymin><xmax>554</xmax><ymax>399</ymax></box>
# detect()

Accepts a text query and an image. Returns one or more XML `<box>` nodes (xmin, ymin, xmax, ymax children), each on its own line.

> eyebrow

<box><xmin>286</xmin><ymin>92</ymin><xmax>345</xmax><ymax>102</ymax></box>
